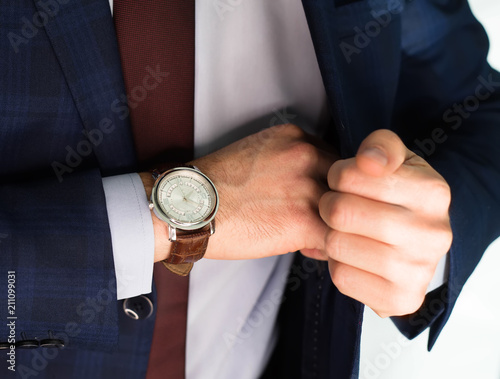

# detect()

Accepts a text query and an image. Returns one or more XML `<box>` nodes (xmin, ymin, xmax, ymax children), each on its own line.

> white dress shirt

<box><xmin>103</xmin><ymin>0</ymin><xmax>447</xmax><ymax>378</ymax></box>
<box><xmin>104</xmin><ymin>1</ymin><xmax>328</xmax><ymax>378</ymax></box>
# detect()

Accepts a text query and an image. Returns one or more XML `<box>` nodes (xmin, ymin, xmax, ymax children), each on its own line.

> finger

<box><xmin>356</xmin><ymin>129</ymin><xmax>414</xmax><ymax>178</ymax></box>
<box><xmin>302</xmin><ymin>215</ymin><xmax>330</xmax><ymax>260</ymax></box>
<box><xmin>298</xmin><ymin>179</ymin><xmax>331</xmax><ymax>256</ymax></box>
<box><xmin>327</xmin><ymin>158</ymin><xmax>450</xmax><ymax>215</ymax></box>
<box><xmin>328</xmin><ymin>260</ymin><xmax>425</xmax><ymax>317</ymax></box>
<box><xmin>325</xmin><ymin>230</ymin><xmax>405</xmax><ymax>282</ymax></box>
<box><xmin>319</xmin><ymin>191</ymin><xmax>421</xmax><ymax>246</ymax></box>
<box><xmin>300</xmin><ymin>248</ymin><xmax>328</xmax><ymax>261</ymax></box>
<box><xmin>324</xmin><ymin>230</ymin><xmax>435</xmax><ymax>287</ymax></box>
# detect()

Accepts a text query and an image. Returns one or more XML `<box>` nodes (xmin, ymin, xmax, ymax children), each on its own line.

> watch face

<box><xmin>153</xmin><ymin>168</ymin><xmax>218</xmax><ymax>230</ymax></box>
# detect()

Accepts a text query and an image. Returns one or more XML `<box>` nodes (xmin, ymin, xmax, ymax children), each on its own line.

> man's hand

<box><xmin>143</xmin><ymin>124</ymin><xmax>338</xmax><ymax>262</ymax></box>
<box><xmin>312</xmin><ymin>129</ymin><xmax>452</xmax><ymax>318</ymax></box>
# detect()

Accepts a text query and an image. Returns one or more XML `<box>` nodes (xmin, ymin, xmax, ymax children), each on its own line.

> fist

<box><xmin>313</xmin><ymin>130</ymin><xmax>452</xmax><ymax>317</ymax></box>
<box><xmin>191</xmin><ymin>124</ymin><xmax>338</xmax><ymax>260</ymax></box>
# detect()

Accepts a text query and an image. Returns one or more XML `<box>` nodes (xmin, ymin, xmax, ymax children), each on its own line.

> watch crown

<box><xmin>148</xmin><ymin>203</ymin><xmax>154</xmax><ymax>210</ymax></box>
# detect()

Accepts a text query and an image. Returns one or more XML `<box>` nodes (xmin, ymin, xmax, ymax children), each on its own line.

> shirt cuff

<box><xmin>102</xmin><ymin>173</ymin><xmax>155</xmax><ymax>300</ymax></box>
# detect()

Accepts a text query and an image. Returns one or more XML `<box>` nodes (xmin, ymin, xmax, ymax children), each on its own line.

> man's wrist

<box><xmin>139</xmin><ymin>172</ymin><xmax>172</xmax><ymax>263</ymax></box>
<box><xmin>138</xmin><ymin>172</ymin><xmax>155</xmax><ymax>198</ymax></box>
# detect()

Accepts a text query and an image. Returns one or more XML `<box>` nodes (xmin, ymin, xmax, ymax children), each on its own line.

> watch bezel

<box><xmin>151</xmin><ymin>166</ymin><xmax>219</xmax><ymax>231</ymax></box>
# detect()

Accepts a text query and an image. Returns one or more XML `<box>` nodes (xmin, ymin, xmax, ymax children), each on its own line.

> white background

<box><xmin>359</xmin><ymin>2</ymin><xmax>500</xmax><ymax>378</ymax></box>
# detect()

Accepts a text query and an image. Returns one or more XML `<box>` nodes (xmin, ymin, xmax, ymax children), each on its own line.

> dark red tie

<box><xmin>114</xmin><ymin>1</ymin><xmax>195</xmax><ymax>378</ymax></box>
<box><xmin>114</xmin><ymin>0</ymin><xmax>195</xmax><ymax>166</ymax></box>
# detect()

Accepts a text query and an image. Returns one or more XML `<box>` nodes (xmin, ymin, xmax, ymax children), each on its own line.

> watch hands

<box><xmin>185</xmin><ymin>198</ymin><xmax>198</xmax><ymax>206</ymax></box>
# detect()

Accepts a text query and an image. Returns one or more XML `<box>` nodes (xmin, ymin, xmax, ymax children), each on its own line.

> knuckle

<box><xmin>325</xmin><ymin>231</ymin><xmax>344</xmax><ymax>260</ymax></box>
<box><xmin>422</xmin><ymin>177</ymin><xmax>451</xmax><ymax>214</ymax></box>
<box><xmin>332</xmin><ymin>161</ymin><xmax>357</xmax><ymax>192</ymax></box>
<box><xmin>255</xmin><ymin>124</ymin><xmax>303</xmax><ymax>146</ymax></box>
<box><xmin>387</xmin><ymin>291</ymin><xmax>424</xmax><ymax>317</ymax></box>
<box><xmin>289</xmin><ymin>141</ymin><xmax>317</xmax><ymax>165</ymax></box>
<box><xmin>408</xmin><ymin>153</ymin><xmax>427</xmax><ymax>166</ymax></box>
<box><xmin>412</xmin><ymin>263</ymin><xmax>435</xmax><ymax>291</ymax></box>
<box><xmin>437</xmin><ymin>223</ymin><xmax>453</xmax><ymax>252</ymax></box>
<box><xmin>329</xmin><ymin>263</ymin><xmax>348</xmax><ymax>294</ymax></box>
<box><xmin>327</xmin><ymin>195</ymin><xmax>350</xmax><ymax>229</ymax></box>
<box><xmin>431</xmin><ymin>179</ymin><xmax>452</xmax><ymax>206</ymax></box>
<box><xmin>428</xmin><ymin>221</ymin><xmax>453</xmax><ymax>255</ymax></box>
<box><xmin>280</xmin><ymin>123</ymin><xmax>304</xmax><ymax>138</ymax></box>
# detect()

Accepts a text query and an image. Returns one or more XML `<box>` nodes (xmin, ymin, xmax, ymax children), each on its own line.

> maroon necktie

<box><xmin>114</xmin><ymin>1</ymin><xmax>195</xmax><ymax>378</ymax></box>
<box><xmin>114</xmin><ymin>0</ymin><xmax>195</xmax><ymax>166</ymax></box>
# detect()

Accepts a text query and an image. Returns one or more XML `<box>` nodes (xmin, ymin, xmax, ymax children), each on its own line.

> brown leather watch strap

<box><xmin>161</xmin><ymin>227</ymin><xmax>212</xmax><ymax>276</ymax></box>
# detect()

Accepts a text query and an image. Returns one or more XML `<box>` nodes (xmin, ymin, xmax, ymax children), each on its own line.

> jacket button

<box><xmin>40</xmin><ymin>331</ymin><xmax>64</xmax><ymax>348</ymax></box>
<box><xmin>16</xmin><ymin>340</ymin><xmax>39</xmax><ymax>349</ymax></box>
<box><xmin>16</xmin><ymin>332</ymin><xmax>39</xmax><ymax>349</ymax></box>
<box><xmin>39</xmin><ymin>339</ymin><xmax>64</xmax><ymax>348</ymax></box>
<box><xmin>123</xmin><ymin>295</ymin><xmax>153</xmax><ymax>320</ymax></box>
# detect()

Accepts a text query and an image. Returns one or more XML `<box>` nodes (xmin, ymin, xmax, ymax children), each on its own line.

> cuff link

<box><xmin>123</xmin><ymin>295</ymin><xmax>154</xmax><ymax>320</ymax></box>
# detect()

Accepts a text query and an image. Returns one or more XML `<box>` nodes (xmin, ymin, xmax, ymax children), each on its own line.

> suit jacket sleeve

<box><xmin>0</xmin><ymin>170</ymin><xmax>119</xmax><ymax>351</ymax></box>
<box><xmin>0</xmin><ymin>0</ymin><xmax>137</xmax><ymax>352</ymax></box>
<box><xmin>391</xmin><ymin>0</ymin><xmax>500</xmax><ymax>349</ymax></box>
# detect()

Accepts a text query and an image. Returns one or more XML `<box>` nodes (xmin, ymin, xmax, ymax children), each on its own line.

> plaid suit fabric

<box><xmin>0</xmin><ymin>0</ymin><xmax>136</xmax><ymax>177</ymax></box>
<box><xmin>0</xmin><ymin>0</ymin><xmax>139</xmax><ymax>376</ymax></box>
<box><xmin>12</xmin><ymin>294</ymin><xmax>156</xmax><ymax>379</ymax></box>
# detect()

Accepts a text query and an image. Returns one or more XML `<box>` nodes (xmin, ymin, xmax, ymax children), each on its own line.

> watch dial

<box><xmin>157</xmin><ymin>169</ymin><xmax>217</xmax><ymax>226</ymax></box>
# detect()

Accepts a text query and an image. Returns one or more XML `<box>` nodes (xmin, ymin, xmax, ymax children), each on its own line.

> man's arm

<box><xmin>309</xmin><ymin>0</ymin><xmax>500</xmax><ymax>349</ymax></box>
<box><xmin>143</xmin><ymin>124</ymin><xmax>338</xmax><ymax>263</ymax></box>
<box><xmin>0</xmin><ymin>124</ymin><xmax>338</xmax><ymax>350</ymax></box>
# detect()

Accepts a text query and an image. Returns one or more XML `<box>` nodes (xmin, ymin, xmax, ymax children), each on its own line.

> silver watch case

<box><xmin>149</xmin><ymin>166</ymin><xmax>219</xmax><ymax>240</ymax></box>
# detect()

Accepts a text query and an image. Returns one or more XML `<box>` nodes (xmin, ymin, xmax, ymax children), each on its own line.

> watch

<box><xmin>149</xmin><ymin>166</ymin><xmax>219</xmax><ymax>276</ymax></box>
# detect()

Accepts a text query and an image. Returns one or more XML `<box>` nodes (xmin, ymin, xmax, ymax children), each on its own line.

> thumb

<box><xmin>356</xmin><ymin>129</ymin><xmax>412</xmax><ymax>177</ymax></box>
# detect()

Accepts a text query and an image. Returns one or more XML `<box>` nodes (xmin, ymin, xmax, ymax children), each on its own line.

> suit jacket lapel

<box><xmin>33</xmin><ymin>0</ymin><xmax>136</xmax><ymax>174</ymax></box>
<box><xmin>302</xmin><ymin>0</ymin><xmax>403</xmax><ymax>157</ymax></box>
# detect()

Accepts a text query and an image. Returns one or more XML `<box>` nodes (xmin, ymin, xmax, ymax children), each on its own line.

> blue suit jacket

<box><xmin>1</xmin><ymin>0</ymin><xmax>499</xmax><ymax>378</ymax></box>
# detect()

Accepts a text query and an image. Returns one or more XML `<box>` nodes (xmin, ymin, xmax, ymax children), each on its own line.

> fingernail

<box><xmin>360</xmin><ymin>147</ymin><xmax>387</xmax><ymax>167</ymax></box>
